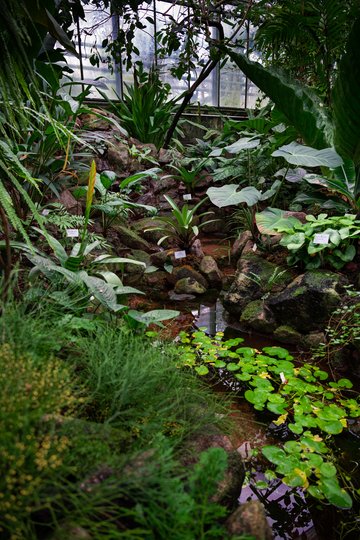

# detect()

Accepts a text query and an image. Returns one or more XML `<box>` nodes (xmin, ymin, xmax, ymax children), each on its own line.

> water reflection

<box><xmin>240</xmin><ymin>474</ymin><xmax>317</xmax><ymax>540</ymax></box>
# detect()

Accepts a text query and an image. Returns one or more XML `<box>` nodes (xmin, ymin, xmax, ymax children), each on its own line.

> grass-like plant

<box><xmin>0</xmin><ymin>298</ymin><xmax>237</xmax><ymax>539</ymax></box>
<box><xmin>169</xmin><ymin>159</ymin><xmax>208</xmax><ymax>192</ymax></box>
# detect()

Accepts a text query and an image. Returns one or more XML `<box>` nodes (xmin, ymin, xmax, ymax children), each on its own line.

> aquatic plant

<box><xmin>178</xmin><ymin>329</ymin><xmax>360</xmax><ymax>508</ymax></box>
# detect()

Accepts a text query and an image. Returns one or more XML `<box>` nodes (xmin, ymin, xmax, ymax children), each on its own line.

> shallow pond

<box><xmin>192</xmin><ymin>300</ymin><xmax>360</xmax><ymax>540</ymax></box>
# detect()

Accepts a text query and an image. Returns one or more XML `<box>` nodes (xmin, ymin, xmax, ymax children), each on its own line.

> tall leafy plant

<box><xmin>227</xmin><ymin>14</ymin><xmax>360</xmax><ymax>199</ymax></box>
<box><xmin>100</xmin><ymin>64</ymin><xmax>181</xmax><ymax>149</ymax></box>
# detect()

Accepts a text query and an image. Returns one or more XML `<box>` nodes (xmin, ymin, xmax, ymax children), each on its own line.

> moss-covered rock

<box><xmin>223</xmin><ymin>255</ymin><xmax>292</xmax><ymax>316</ymax></box>
<box><xmin>174</xmin><ymin>277</ymin><xmax>206</xmax><ymax>295</ymax></box>
<box><xmin>267</xmin><ymin>270</ymin><xmax>345</xmax><ymax>333</ymax></box>
<box><xmin>240</xmin><ymin>300</ymin><xmax>277</xmax><ymax>333</ymax></box>
<box><xmin>273</xmin><ymin>325</ymin><xmax>302</xmax><ymax>344</ymax></box>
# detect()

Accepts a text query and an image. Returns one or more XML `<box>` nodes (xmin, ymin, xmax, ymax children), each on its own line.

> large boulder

<box><xmin>267</xmin><ymin>270</ymin><xmax>345</xmax><ymax>333</ymax></box>
<box><xmin>173</xmin><ymin>265</ymin><xmax>208</xmax><ymax>289</ymax></box>
<box><xmin>223</xmin><ymin>255</ymin><xmax>292</xmax><ymax>316</ymax></box>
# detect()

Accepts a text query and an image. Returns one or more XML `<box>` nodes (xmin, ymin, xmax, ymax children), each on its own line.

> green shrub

<box><xmin>0</xmin><ymin>344</ymin><xmax>78</xmax><ymax>538</ymax></box>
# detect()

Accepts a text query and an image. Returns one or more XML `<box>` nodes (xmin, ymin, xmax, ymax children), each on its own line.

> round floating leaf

<box><xmin>262</xmin><ymin>346</ymin><xmax>290</xmax><ymax>358</ymax></box>
<box><xmin>308</xmin><ymin>485</ymin><xmax>325</xmax><ymax>500</ymax></box>
<box><xmin>235</xmin><ymin>373</ymin><xmax>252</xmax><ymax>381</ymax></box>
<box><xmin>337</xmin><ymin>378</ymin><xmax>353</xmax><ymax>389</ymax></box>
<box><xmin>283</xmin><ymin>469</ymin><xmax>308</xmax><ymax>488</ymax></box>
<box><xmin>307</xmin><ymin>454</ymin><xmax>324</xmax><ymax>468</ymax></box>
<box><xmin>236</xmin><ymin>346</ymin><xmax>255</xmax><ymax>356</ymax></box>
<box><xmin>317</xmin><ymin>419</ymin><xmax>343</xmax><ymax>435</ymax></box>
<box><xmin>214</xmin><ymin>359</ymin><xmax>226</xmax><ymax>368</ymax></box>
<box><xmin>195</xmin><ymin>365</ymin><xmax>209</xmax><ymax>376</ymax></box>
<box><xmin>288</xmin><ymin>423</ymin><xmax>303</xmax><ymax>434</ymax></box>
<box><xmin>227</xmin><ymin>362</ymin><xmax>241</xmax><ymax>371</ymax></box>
<box><xmin>267</xmin><ymin>402</ymin><xmax>288</xmax><ymax>415</ymax></box>
<box><xmin>284</xmin><ymin>441</ymin><xmax>302</xmax><ymax>454</ymax></box>
<box><xmin>314</xmin><ymin>370</ymin><xmax>329</xmax><ymax>380</ymax></box>
<box><xmin>262</xmin><ymin>445</ymin><xmax>287</xmax><ymax>465</ymax></box>
<box><xmin>320</xmin><ymin>463</ymin><xmax>337</xmax><ymax>478</ymax></box>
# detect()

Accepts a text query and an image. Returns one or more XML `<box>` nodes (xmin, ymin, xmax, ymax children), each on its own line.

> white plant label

<box><xmin>313</xmin><ymin>233</ymin><xmax>330</xmax><ymax>245</ymax></box>
<box><xmin>66</xmin><ymin>228</ymin><xmax>79</xmax><ymax>238</ymax></box>
<box><xmin>174</xmin><ymin>250</ymin><xmax>186</xmax><ymax>259</ymax></box>
<box><xmin>252</xmin><ymin>243</ymin><xmax>257</xmax><ymax>252</ymax></box>
<box><xmin>41</xmin><ymin>209</ymin><xmax>50</xmax><ymax>216</ymax></box>
<box><xmin>183</xmin><ymin>193</ymin><xmax>192</xmax><ymax>201</ymax></box>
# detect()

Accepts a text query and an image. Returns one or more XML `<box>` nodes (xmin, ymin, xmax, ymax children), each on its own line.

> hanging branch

<box><xmin>163</xmin><ymin>0</ymin><xmax>253</xmax><ymax>148</ymax></box>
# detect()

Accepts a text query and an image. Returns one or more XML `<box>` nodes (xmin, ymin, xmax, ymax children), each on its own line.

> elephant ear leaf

<box><xmin>332</xmin><ymin>16</ymin><xmax>360</xmax><ymax>169</ymax></box>
<box><xmin>228</xmin><ymin>51</ymin><xmax>333</xmax><ymax>150</ymax></box>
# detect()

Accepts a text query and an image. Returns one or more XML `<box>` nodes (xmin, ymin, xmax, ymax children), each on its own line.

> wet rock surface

<box><xmin>226</xmin><ymin>500</ymin><xmax>273</xmax><ymax>539</ymax></box>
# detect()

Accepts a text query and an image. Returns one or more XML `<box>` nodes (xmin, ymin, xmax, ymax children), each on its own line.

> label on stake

<box><xmin>41</xmin><ymin>209</ymin><xmax>50</xmax><ymax>216</ymax></box>
<box><xmin>174</xmin><ymin>250</ymin><xmax>186</xmax><ymax>259</ymax></box>
<box><xmin>183</xmin><ymin>193</ymin><xmax>192</xmax><ymax>201</ymax></box>
<box><xmin>66</xmin><ymin>228</ymin><xmax>79</xmax><ymax>238</ymax></box>
<box><xmin>313</xmin><ymin>233</ymin><xmax>330</xmax><ymax>245</ymax></box>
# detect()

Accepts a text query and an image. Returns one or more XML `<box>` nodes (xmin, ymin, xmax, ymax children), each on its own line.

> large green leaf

<box><xmin>320</xmin><ymin>477</ymin><xmax>352</xmax><ymax>508</ymax></box>
<box><xmin>228</xmin><ymin>51</ymin><xmax>333</xmax><ymax>149</ymax></box>
<box><xmin>127</xmin><ymin>309</ymin><xmax>180</xmax><ymax>325</ymax></box>
<box><xmin>79</xmin><ymin>272</ymin><xmax>124</xmax><ymax>312</ymax></box>
<box><xmin>272</xmin><ymin>143</ymin><xmax>343</xmax><ymax>168</ymax></box>
<box><xmin>256</xmin><ymin>208</ymin><xmax>302</xmax><ymax>235</ymax></box>
<box><xmin>224</xmin><ymin>137</ymin><xmax>260</xmax><ymax>154</ymax></box>
<box><xmin>206</xmin><ymin>185</ymin><xmax>262</xmax><ymax>208</ymax></box>
<box><xmin>333</xmin><ymin>16</ymin><xmax>360</xmax><ymax>168</ymax></box>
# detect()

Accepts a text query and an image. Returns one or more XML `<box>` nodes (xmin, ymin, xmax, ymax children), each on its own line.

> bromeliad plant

<box><xmin>177</xmin><ymin>329</ymin><xmax>360</xmax><ymax>509</ymax></box>
<box><xmin>99</xmin><ymin>64</ymin><xmax>182</xmax><ymax>150</ymax></box>
<box><xmin>169</xmin><ymin>159</ymin><xmax>208</xmax><ymax>193</ymax></box>
<box><xmin>145</xmin><ymin>195</ymin><xmax>217</xmax><ymax>250</ymax></box>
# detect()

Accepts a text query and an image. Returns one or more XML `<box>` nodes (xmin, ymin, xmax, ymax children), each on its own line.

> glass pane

<box><xmin>191</xmin><ymin>28</ymin><xmax>218</xmax><ymax>106</ymax></box>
